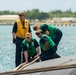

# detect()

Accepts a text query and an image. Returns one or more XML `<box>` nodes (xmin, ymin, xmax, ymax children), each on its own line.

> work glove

<box><xmin>13</xmin><ymin>38</ymin><xmax>16</xmax><ymax>44</ymax></box>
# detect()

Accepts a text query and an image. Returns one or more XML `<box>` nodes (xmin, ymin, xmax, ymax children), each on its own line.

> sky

<box><xmin>0</xmin><ymin>0</ymin><xmax>76</xmax><ymax>12</ymax></box>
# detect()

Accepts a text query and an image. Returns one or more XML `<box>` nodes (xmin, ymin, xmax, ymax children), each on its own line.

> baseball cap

<box><xmin>36</xmin><ymin>29</ymin><xmax>43</xmax><ymax>34</ymax></box>
<box><xmin>25</xmin><ymin>33</ymin><xmax>31</xmax><ymax>38</ymax></box>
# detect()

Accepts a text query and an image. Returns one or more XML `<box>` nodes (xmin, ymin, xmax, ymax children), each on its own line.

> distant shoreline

<box><xmin>0</xmin><ymin>23</ymin><xmax>76</xmax><ymax>26</ymax></box>
<box><xmin>0</xmin><ymin>24</ymin><xmax>13</xmax><ymax>25</ymax></box>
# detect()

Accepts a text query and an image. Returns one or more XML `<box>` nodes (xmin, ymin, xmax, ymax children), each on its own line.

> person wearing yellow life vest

<box><xmin>35</xmin><ymin>29</ymin><xmax>60</xmax><ymax>61</ymax></box>
<box><xmin>12</xmin><ymin>12</ymin><xmax>32</xmax><ymax>67</ymax></box>
<box><xmin>21</xmin><ymin>33</ymin><xmax>40</xmax><ymax>64</ymax></box>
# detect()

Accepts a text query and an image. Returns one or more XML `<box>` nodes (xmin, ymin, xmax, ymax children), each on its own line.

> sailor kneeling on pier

<box><xmin>36</xmin><ymin>29</ymin><xmax>60</xmax><ymax>61</ymax></box>
<box><xmin>21</xmin><ymin>33</ymin><xmax>41</xmax><ymax>64</ymax></box>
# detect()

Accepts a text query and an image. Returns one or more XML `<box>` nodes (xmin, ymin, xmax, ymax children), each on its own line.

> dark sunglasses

<box><xmin>34</xmin><ymin>27</ymin><xmax>37</xmax><ymax>30</ymax></box>
<box><xmin>19</xmin><ymin>15</ymin><xmax>23</xmax><ymax>16</ymax></box>
<box><xmin>36</xmin><ymin>33</ymin><xmax>40</xmax><ymax>35</ymax></box>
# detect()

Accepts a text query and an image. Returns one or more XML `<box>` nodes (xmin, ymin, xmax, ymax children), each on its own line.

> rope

<box><xmin>18</xmin><ymin>56</ymin><xmax>40</xmax><ymax>70</ymax></box>
<box><xmin>13</xmin><ymin>56</ymin><xmax>40</xmax><ymax>71</ymax></box>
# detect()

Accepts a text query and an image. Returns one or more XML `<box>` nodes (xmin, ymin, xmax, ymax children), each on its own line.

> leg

<box><xmin>15</xmin><ymin>37</ymin><xmax>25</xmax><ymax>66</ymax></box>
<box><xmin>53</xmin><ymin>29</ymin><xmax>63</xmax><ymax>47</ymax></box>
<box><xmin>41</xmin><ymin>47</ymin><xmax>59</xmax><ymax>61</ymax></box>
<box><xmin>51</xmin><ymin>53</ymin><xmax>61</xmax><ymax>59</ymax></box>
<box><xmin>22</xmin><ymin>52</ymin><xmax>25</xmax><ymax>63</ymax></box>
<box><xmin>15</xmin><ymin>43</ymin><xmax>22</xmax><ymax>67</ymax></box>
<box><xmin>40</xmin><ymin>50</ymin><xmax>53</xmax><ymax>61</ymax></box>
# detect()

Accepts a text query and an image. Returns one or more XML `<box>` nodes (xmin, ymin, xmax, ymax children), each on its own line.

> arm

<box><xmin>41</xmin><ymin>36</ymin><xmax>49</xmax><ymax>51</ymax></box>
<box><xmin>12</xmin><ymin>22</ymin><xmax>17</xmax><ymax>44</ymax></box>
<box><xmin>42</xmin><ymin>24</ymin><xmax>49</xmax><ymax>35</ymax></box>
<box><xmin>28</xmin><ymin>24</ymin><xmax>32</xmax><ymax>37</ymax></box>
<box><xmin>21</xmin><ymin>43</ymin><xmax>29</xmax><ymax>63</ymax></box>
<box><xmin>12</xmin><ymin>33</ymin><xmax>16</xmax><ymax>39</ymax></box>
<box><xmin>36</xmin><ymin>46</ymin><xmax>41</xmax><ymax>55</ymax></box>
<box><xmin>34</xmin><ymin>46</ymin><xmax>41</xmax><ymax>59</ymax></box>
<box><xmin>34</xmin><ymin>39</ymin><xmax>41</xmax><ymax>58</ymax></box>
<box><xmin>44</xmin><ymin>42</ymin><xmax>49</xmax><ymax>51</ymax></box>
<box><xmin>24</xmin><ymin>51</ymin><xmax>28</xmax><ymax>63</ymax></box>
<box><xmin>12</xmin><ymin>22</ymin><xmax>17</xmax><ymax>37</ymax></box>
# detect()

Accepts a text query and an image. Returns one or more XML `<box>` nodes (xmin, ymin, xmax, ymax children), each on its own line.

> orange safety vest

<box><xmin>16</xmin><ymin>19</ymin><xmax>29</xmax><ymax>38</ymax></box>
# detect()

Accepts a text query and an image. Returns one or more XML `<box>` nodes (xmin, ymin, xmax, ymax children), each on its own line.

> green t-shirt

<box><xmin>21</xmin><ymin>38</ymin><xmax>37</xmax><ymax>57</ymax></box>
<box><xmin>39</xmin><ymin>34</ymin><xmax>55</xmax><ymax>51</ymax></box>
<box><xmin>40</xmin><ymin>24</ymin><xmax>57</xmax><ymax>39</ymax></box>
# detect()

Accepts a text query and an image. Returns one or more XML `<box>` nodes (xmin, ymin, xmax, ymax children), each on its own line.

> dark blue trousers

<box><xmin>52</xmin><ymin>29</ymin><xmax>63</xmax><ymax>47</ymax></box>
<box><xmin>15</xmin><ymin>37</ymin><xmax>25</xmax><ymax>67</ymax></box>
<box><xmin>41</xmin><ymin>46</ymin><xmax>60</xmax><ymax>61</ymax></box>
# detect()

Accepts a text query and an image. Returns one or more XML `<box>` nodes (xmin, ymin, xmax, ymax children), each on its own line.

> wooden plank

<box><xmin>13</xmin><ymin>56</ymin><xmax>40</xmax><ymax>71</ymax></box>
<box><xmin>20</xmin><ymin>56</ymin><xmax>76</xmax><ymax>75</ymax></box>
<box><xmin>23</xmin><ymin>55</ymin><xmax>76</xmax><ymax>70</ymax></box>
<box><xmin>20</xmin><ymin>68</ymin><xmax>76</xmax><ymax>75</ymax></box>
<box><xmin>13</xmin><ymin>55</ymin><xmax>76</xmax><ymax>75</ymax></box>
<box><xmin>1</xmin><ymin>55</ymin><xmax>76</xmax><ymax>75</ymax></box>
<box><xmin>1</xmin><ymin>62</ymin><xmax>76</xmax><ymax>75</ymax></box>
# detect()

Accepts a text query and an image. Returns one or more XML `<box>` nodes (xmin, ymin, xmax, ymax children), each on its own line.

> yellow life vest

<box><xmin>16</xmin><ymin>19</ymin><xmax>29</xmax><ymax>38</ymax></box>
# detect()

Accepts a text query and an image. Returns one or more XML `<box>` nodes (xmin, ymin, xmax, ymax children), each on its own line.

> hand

<box><xmin>13</xmin><ymin>38</ymin><xmax>16</xmax><ymax>44</ymax></box>
<box><xmin>34</xmin><ymin>54</ymin><xmax>39</xmax><ymax>59</ymax></box>
<box><xmin>24</xmin><ymin>61</ymin><xmax>28</xmax><ymax>64</ymax></box>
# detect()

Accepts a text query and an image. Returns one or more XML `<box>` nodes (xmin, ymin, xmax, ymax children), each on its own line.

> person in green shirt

<box><xmin>35</xmin><ymin>29</ymin><xmax>60</xmax><ymax>61</ymax></box>
<box><xmin>33</xmin><ymin>23</ymin><xmax>63</xmax><ymax>48</ymax></box>
<box><xmin>21</xmin><ymin>33</ymin><xmax>40</xmax><ymax>64</ymax></box>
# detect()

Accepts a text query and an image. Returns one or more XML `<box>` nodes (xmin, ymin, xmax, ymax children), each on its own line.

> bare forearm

<box><xmin>36</xmin><ymin>46</ymin><xmax>41</xmax><ymax>55</ymax></box>
<box><xmin>12</xmin><ymin>33</ymin><xmax>16</xmax><ymax>38</ymax></box>
<box><xmin>24</xmin><ymin>51</ymin><xmax>28</xmax><ymax>63</ymax></box>
<box><xmin>45</xmin><ymin>42</ymin><xmax>49</xmax><ymax>51</ymax></box>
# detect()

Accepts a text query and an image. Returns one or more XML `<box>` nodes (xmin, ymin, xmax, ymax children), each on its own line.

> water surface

<box><xmin>0</xmin><ymin>25</ymin><xmax>76</xmax><ymax>72</ymax></box>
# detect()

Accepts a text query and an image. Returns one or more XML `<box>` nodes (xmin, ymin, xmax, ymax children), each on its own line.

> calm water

<box><xmin>0</xmin><ymin>25</ymin><xmax>76</xmax><ymax>72</ymax></box>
